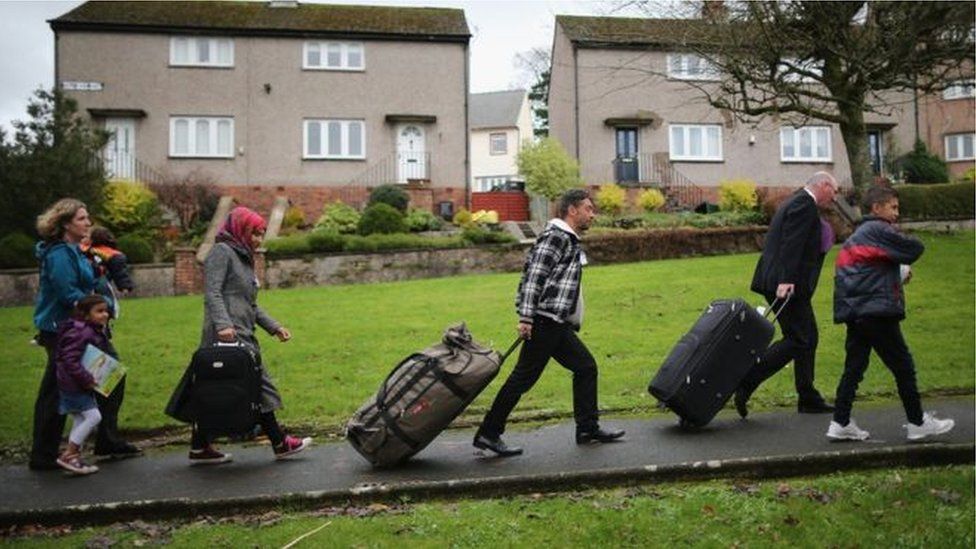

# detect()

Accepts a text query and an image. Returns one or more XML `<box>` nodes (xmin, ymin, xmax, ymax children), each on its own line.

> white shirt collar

<box><xmin>803</xmin><ymin>187</ymin><xmax>817</xmax><ymax>201</ymax></box>
<box><xmin>548</xmin><ymin>218</ymin><xmax>578</xmax><ymax>238</ymax></box>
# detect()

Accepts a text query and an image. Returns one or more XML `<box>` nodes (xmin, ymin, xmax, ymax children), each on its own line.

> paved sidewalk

<box><xmin>1</xmin><ymin>397</ymin><xmax>972</xmax><ymax>526</ymax></box>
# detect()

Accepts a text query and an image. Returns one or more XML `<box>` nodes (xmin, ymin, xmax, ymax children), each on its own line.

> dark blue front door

<box><xmin>615</xmin><ymin>128</ymin><xmax>639</xmax><ymax>183</ymax></box>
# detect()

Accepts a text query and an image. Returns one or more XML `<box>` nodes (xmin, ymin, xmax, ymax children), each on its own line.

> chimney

<box><xmin>700</xmin><ymin>1</ymin><xmax>727</xmax><ymax>21</ymax></box>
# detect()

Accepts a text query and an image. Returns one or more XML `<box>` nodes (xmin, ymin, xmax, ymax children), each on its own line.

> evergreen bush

<box><xmin>117</xmin><ymin>234</ymin><xmax>154</xmax><ymax>264</ymax></box>
<box><xmin>368</xmin><ymin>184</ymin><xmax>410</xmax><ymax>213</ymax></box>
<box><xmin>637</xmin><ymin>188</ymin><xmax>666</xmax><ymax>212</ymax></box>
<box><xmin>358</xmin><ymin>203</ymin><xmax>408</xmax><ymax>235</ymax></box>
<box><xmin>405</xmin><ymin>208</ymin><xmax>445</xmax><ymax>232</ymax></box>
<box><xmin>718</xmin><ymin>179</ymin><xmax>759</xmax><ymax>212</ymax></box>
<box><xmin>897</xmin><ymin>140</ymin><xmax>950</xmax><ymax>184</ymax></box>
<box><xmin>0</xmin><ymin>232</ymin><xmax>37</xmax><ymax>268</ymax></box>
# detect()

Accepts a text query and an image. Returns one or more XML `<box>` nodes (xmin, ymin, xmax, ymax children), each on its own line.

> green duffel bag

<box><xmin>346</xmin><ymin>323</ymin><xmax>520</xmax><ymax>467</ymax></box>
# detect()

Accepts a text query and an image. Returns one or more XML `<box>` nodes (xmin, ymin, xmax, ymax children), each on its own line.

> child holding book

<box><xmin>54</xmin><ymin>295</ymin><xmax>112</xmax><ymax>475</ymax></box>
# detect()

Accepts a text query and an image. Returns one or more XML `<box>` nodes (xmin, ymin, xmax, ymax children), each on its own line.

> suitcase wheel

<box><xmin>678</xmin><ymin>417</ymin><xmax>703</xmax><ymax>430</ymax></box>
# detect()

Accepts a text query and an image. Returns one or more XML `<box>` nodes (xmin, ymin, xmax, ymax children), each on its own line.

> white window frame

<box><xmin>780</xmin><ymin>126</ymin><xmax>832</xmax><ymax>163</ymax></box>
<box><xmin>778</xmin><ymin>57</ymin><xmax>823</xmax><ymax>83</ymax></box>
<box><xmin>303</xmin><ymin>41</ymin><xmax>365</xmax><ymax>71</ymax></box>
<box><xmin>666</xmin><ymin>53</ymin><xmax>720</xmax><ymax>81</ymax></box>
<box><xmin>943</xmin><ymin>80</ymin><xmax>976</xmax><ymax>100</ymax></box>
<box><xmin>668</xmin><ymin>124</ymin><xmax>723</xmax><ymax>161</ymax></box>
<box><xmin>169</xmin><ymin>37</ymin><xmax>234</xmax><ymax>68</ymax></box>
<box><xmin>489</xmin><ymin>132</ymin><xmax>508</xmax><ymax>155</ymax></box>
<box><xmin>944</xmin><ymin>133</ymin><xmax>975</xmax><ymax>161</ymax></box>
<box><xmin>303</xmin><ymin>119</ymin><xmax>366</xmax><ymax>160</ymax></box>
<box><xmin>169</xmin><ymin>116</ymin><xmax>235</xmax><ymax>158</ymax></box>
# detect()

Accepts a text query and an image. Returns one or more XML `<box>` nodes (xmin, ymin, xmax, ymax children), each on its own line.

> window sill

<box><xmin>946</xmin><ymin>157</ymin><xmax>976</xmax><ymax>162</ymax></box>
<box><xmin>780</xmin><ymin>159</ymin><xmax>834</xmax><ymax>164</ymax></box>
<box><xmin>168</xmin><ymin>65</ymin><xmax>234</xmax><ymax>70</ymax></box>
<box><xmin>169</xmin><ymin>155</ymin><xmax>235</xmax><ymax>159</ymax></box>
<box><xmin>302</xmin><ymin>67</ymin><xmax>365</xmax><ymax>72</ymax></box>
<box><xmin>302</xmin><ymin>157</ymin><xmax>367</xmax><ymax>162</ymax></box>
<box><xmin>669</xmin><ymin>158</ymin><xmax>724</xmax><ymax>163</ymax></box>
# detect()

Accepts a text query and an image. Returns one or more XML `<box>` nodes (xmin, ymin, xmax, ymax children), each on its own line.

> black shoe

<box><xmin>733</xmin><ymin>388</ymin><xmax>750</xmax><ymax>419</ymax></box>
<box><xmin>798</xmin><ymin>401</ymin><xmax>835</xmax><ymax>414</ymax></box>
<box><xmin>576</xmin><ymin>427</ymin><xmax>625</xmax><ymax>444</ymax></box>
<box><xmin>28</xmin><ymin>459</ymin><xmax>60</xmax><ymax>471</ymax></box>
<box><xmin>94</xmin><ymin>442</ymin><xmax>143</xmax><ymax>460</ymax></box>
<box><xmin>473</xmin><ymin>434</ymin><xmax>523</xmax><ymax>457</ymax></box>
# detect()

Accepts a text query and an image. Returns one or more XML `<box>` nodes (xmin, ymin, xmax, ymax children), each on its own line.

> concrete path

<box><xmin>2</xmin><ymin>397</ymin><xmax>972</xmax><ymax>526</ymax></box>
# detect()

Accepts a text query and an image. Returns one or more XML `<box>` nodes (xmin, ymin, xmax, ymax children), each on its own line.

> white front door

<box><xmin>104</xmin><ymin>118</ymin><xmax>136</xmax><ymax>180</ymax></box>
<box><xmin>397</xmin><ymin>124</ymin><xmax>426</xmax><ymax>183</ymax></box>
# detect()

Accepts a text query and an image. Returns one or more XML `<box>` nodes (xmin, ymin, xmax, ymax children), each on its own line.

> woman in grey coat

<box><xmin>190</xmin><ymin>206</ymin><xmax>311</xmax><ymax>464</ymax></box>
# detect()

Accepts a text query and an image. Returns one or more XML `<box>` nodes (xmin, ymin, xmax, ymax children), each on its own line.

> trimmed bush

<box><xmin>358</xmin><ymin>203</ymin><xmax>408</xmax><ymax>235</ymax></box>
<box><xmin>461</xmin><ymin>226</ymin><xmax>518</xmax><ymax>245</ymax></box>
<box><xmin>368</xmin><ymin>184</ymin><xmax>410</xmax><ymax>213</ymax></box>
<box><xmin>307</xmin><ymin>230</ymin><xmax>345</xmax><ymax>253</ymax></box>
<box><xmin>99</xmin><ymin>180</ymin><xmax>163</xmax><ymax>241</ymax></box>
<box><xmin>345</xmin><ymin>233</ymin><xmax>464</xmax><ymax>252</ymax></box>
<box><xmin>637</xmin><ymin>188</ymin><xmax>666</xmax><ymax>212</ymax></box>
<box><xmin>0</xmin><ymin>232</ymin><xmax>38</xmax><ymax>269</ymax></box>
<box><xmin>263</xmin><ymin>233</ymin><xmax>313</xmax><ymax>257</ymax></box>
<box><xmin>117</xmin><ymin>234</ymin><xmax>154</xmax><ymax>264</ymax></box>
<box><xmin>896</xmin><ymin>182</ymin><xmax>975</xmax><ymax>221</ymax></box>
<box><xmin>718</xmin><ymin>179</ymin><xmax>758</xmax><ymax>212</ymax></box>
<box><xmin>594</xmin><ymin>183</ymin><xmax>626</xmax><ymax>215</ymax></box>
<box><xmin>897</xmin><ymin>140</ymin><xmax>949</xmax><ymax>184</ymax></box>
<box><xmin>405</xmin><ymin>208</ymin><xmax>444</xmax><ymax>232</ymax></box>
<box><xmin>315</xmin><ymin>201</ymin><xmax>360</xmax><ymax>234</ymax></box>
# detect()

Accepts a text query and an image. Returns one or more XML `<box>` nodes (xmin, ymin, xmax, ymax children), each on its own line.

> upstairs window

<box><xmin>780</xmin><ymin>126</ymin><xmax>832</xmax><ymax>162</ymax></box>
<box><xmin>304</xmin><ymin>41</ymin><xmax>365</xmax><ymax>71</ymax></box>
<box><xmin>669</xmin><ymin>124</ymin><xmax>722</xmax><ymax>161</ymax></box>
<box><xmin>778</xmin><ymin>57</ymin><xmax>823</xmax><ymax>83</ymax></box>
<box><xmin>945</xmin><ymin>133</ymin><xmax>975</xmax><ymax>161</ymax></box>
<box><xmin>490</xmin><ymin>133</ymin><xmax>508</xmax><ymax>155</ymax></box>
<box><xmin>667</xmin><ymin>53</ymin><xmax>720</xmax><ymax>81</ymax></box>
<box><xmin>304</xmin><ymin>119</ymin><xmax>366</xmax><ymax>159</ymax></box>
<box><xmin>170</xmin><ymin>117</ymin><xmax>234</xmax><ymax>158</ymax></box>
<box><xmin>943</xmin><ymin>80</ymin><xmax>976</xmax><ymax>100</ymax></box>
<box><xmin>170</xmin><ymin>37</ymin><xmax>234</xmax><ymax>67</ymax></box>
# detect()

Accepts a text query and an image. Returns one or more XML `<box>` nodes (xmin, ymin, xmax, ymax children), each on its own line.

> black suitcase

<box><xmin>648</xmin><ymin>297</ymin><xmax>784</xmax><ymax>427</ymax></box>
<box><xmin>187</xmin><ymin>342</ymin><xmax>262</xmax><ymax>436</ymax></box>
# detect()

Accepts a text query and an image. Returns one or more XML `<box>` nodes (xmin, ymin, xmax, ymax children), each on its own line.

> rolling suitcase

<box><xmin>648</xmin><ymin>297</ymin><xmax>786</xmax><ymax>427</ymax></box>
<box><xmin>186</xmin><ymin>342</ymin><xmax>263</xmax><ymax>436</ymax></box>
<box><xmin>346</xmin><ymin>323</ymin><xmax>521</xmax><ymax>467</ymax></box>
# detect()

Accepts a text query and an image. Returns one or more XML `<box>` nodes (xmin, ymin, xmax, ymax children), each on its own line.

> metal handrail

<box><xmin>352</xmin><ymin>151</ymin><xmax>431</xmax><ymax>186</ymax></box>
<box><xmin>611</xmin><ymin>153</ymin><xmax>704</xmax><ymax>210</ymax></box>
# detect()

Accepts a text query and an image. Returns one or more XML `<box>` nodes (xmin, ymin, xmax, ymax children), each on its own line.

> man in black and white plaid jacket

<box><xmin>474</xmin><ymin>189</ymin><xmax>625</xmax><ymax>457</ymax></box>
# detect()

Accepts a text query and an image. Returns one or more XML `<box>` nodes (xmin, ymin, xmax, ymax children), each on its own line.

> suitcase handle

<box><xmin>499</xmin><ymin>338</ymin><xmax>523</xmax><ymax>365</ymax></box>
<box><xmin>763</xmin><ymin>293</ymin><xmax>792</xmax><ymax>325</ymax></box>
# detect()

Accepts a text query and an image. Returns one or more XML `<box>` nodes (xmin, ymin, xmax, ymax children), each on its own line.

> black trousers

<box><xmin>191</xmin><ymin>412</ymin><xmax>285</xmax><ymax>449</ymax></box>
<box><xmin>479</xmin><ymin>316</ymin><xmax>599</xmax><ymax>438</ymax></box>
<box><xmin>30</xmin><ymin>331</ymin><xmax>128</xmax><ymax>466</ymax></box>
<box><xmin>740</xmin><ymin>295</ymin><xmax>823</xmax><ymax>403</ymax></box>
<box><xmin>833</xmin><ymin>317</ymin><xmax>923</xmax><ymax>426</ymax></box>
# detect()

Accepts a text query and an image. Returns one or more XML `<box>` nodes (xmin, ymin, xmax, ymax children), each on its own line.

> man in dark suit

<box><xmin>735</xmin><ymin>171</ymin><xmax>839</xmax><ymax>417</ymax></box>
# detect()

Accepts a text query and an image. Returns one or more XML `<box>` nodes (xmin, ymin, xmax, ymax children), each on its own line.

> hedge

<box><xmin>895</xmin><ymin>182</ymin><xmax>975</xmax><ymax>221</ymax></box>
<box><xmin>0</xmin><ymin>232</ymin><xmax>37</xmax><ymax>269</ymax></box>
<box><xmin>265</xmin><ymin>231</ymin><xmax>468</xmax><ymax>258</ymax></box>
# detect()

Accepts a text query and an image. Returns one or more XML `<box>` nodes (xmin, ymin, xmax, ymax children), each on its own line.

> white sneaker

<box><xmin>826</xmin><ymin>420</ymin><xmax>870</xmax><ymax>441</ymax></box>
<box><xmin>906</xmin><ymin>412</ymin><xmax>955</xmax><ymax>441</ymax></box>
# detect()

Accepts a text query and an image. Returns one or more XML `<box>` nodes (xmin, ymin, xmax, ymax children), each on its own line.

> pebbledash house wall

<box><xmin>548</xmin><ymin>20</ymin><xmax>917</xmax><ymax>195</ymax></box>
<box><xmin>56</xmin><ymin>31</ymin><xmax>469</xmax><ymax>220</ymax></box>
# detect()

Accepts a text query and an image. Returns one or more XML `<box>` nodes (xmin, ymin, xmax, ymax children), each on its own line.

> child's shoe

<box><xmin>826</xmin><ymin>419</ymin><xmax>870</xmax><ymax>441</ymax></box>
<box><xmin>906</xmin><ymin>412</ymin><xmax>955</xmax><ymax>441</ymax></box>
<box><xmin>188</xmin><ymin>445</ymin><xmax>233</xmax><ymax>465</ymax></box>
<box><xmin>274</xmin><ymin>435</ymin><xmax>312</xmax><ymax>460</ymax></box>
<box><xmin>56</xmin><ymin>453</ymin><xmax>99</xmax><ymax>475</ymax></box>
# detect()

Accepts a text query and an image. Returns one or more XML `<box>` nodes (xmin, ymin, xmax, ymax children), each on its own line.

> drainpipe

<box><xmin>464</xmin><ymin>41</ymin><xmax>471</xmax><ymax>210</ymax></box>
<box><xmin>573</xmin><ymin>43</ymin><xmax>580</xmax><ymax>161</ymax></box>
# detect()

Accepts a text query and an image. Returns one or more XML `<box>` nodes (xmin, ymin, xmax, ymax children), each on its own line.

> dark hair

<box><xmin>89</xmin><ymin>227</ymin><xmax>118</xmax><ymax>248</ymax></box>
<box><xmin>862</xmin><ymin>186</ymin><xmax>898</xmax><ymax>211</ymax></box>
<box><xmin>557</xmin><ymin>188</ymin><xmax>591</xmax><ymax>218</ymax></box>
<box><xmin>72</xmin><ymin>295</ymin><xmax>108</xmax><ymax>320</ymax></box>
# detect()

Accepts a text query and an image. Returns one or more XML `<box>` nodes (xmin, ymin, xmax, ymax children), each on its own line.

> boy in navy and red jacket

<box><xmin>82</xmin><ymin>227</ymin><xmax>134</xmax><ymax>318</ymax></box>
<box><xmin>826</xmin><ymin>186</ymin><xmax>954</xmax><ymax>442</ymax></box>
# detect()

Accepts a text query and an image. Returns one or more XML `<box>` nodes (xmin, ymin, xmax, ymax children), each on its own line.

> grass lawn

<box><xmin>4</xmin><ymin>465</ymin><xmax>973</xmax><ymax>547</ymax></box>
<box><xmin>0</xmin><ymin>231</ymin><xmax>972</xmax><ymax>450</ymax></box>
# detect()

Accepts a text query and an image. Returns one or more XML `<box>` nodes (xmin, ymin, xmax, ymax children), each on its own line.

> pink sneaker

<box><xmin>274</xmin><ymin>435</ymin><xmax>312</xmax><ymax>460</ymax></box>
<box><xmin>56</xmin><ymin>453</ymin><xmax>99</xmax><ymax>475</ymax></box>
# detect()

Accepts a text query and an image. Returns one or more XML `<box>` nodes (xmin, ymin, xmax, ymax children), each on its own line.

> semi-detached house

<box><xmin>50</xmin><ymin>0</ymin><xmax>471</xmax><ymax>219</ymax></box>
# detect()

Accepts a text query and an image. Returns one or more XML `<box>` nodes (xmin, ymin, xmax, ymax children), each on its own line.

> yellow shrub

<box><xmin>637</xmin><ymin>188</ymin><xmax>666</xmax><ymax>212</ymax></box>
<box><xmin>282</xmin><ymin>206</ymin><xmax>306</xmax><ymax>230</ymax></box>
<box><xmin>100</xmin><ymin>180</ymin><xmax>162</xmax><ymax>239</ymax></box>
<box><xmin>718</xmin><ymin>179</ymin><xmax>758</xmax><ymax>212</ymax></box>
<box><xmin>471</xmin><ymin>210</ymin><xmax>499</xmax><ymax>224</ymax></box>
<box><xmin>595</xmin><ymin>183</ymin><xmax>626</xmax><ymax>215</ymax></box>
<box><xmin>453</xmin><ymin>208</ymin><xmax>473</xmax><ymax>228</ymax></box>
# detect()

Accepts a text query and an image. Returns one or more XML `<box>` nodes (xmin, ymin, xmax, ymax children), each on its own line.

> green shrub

<box><xmin>315</xmin><ymin>201</ymin><xmax>360</xmax><ymax>234</ymax></box>
<box><xmin>346</xmin><ymin>233</ymin><xmax>464</xmax><ymax>252</ymax></box>
<box><xmin>461</xmin><ymin>226</ymin><xmax>518</xmax><ymax>245</ymax></box>
<box><xmin>307</xmin><ymin>230</ymin><xmax>345</xmax><ymax>253</ymax></box>
<box><xmin>99</xmin><ymin>180</ymin><xmax>163</xmax><ymax>241</ymax></box>
<box><xmin>516</xmin><ymin>137</ymin><xmax>581</xmax><ymax>200</ymax></box>
<box><xmin>263</xmin><ymin>233</ymin><xmax>313</xmax><ymax>257</ymax></box>
<box><xmin>595</xmin><ymin>183</ymin><xmax>626</xmax><ymax>215</ymax></box>
<box><xmin>896</xmin><ymin>182</ymin><xmax>975</xmax><ymax>221</ymax></box>
<box><xmin>718</xmin><ymin>179</ymin><xmax>758</xmax><ymax>212</ymax></box>
<box><xmin>282</xmin><ymin>206</ymin><xmax>306</xmax><ymax>231</ymax></box>
<box><xmin>897</xmin><ymin>140</ymin><xmax>950</xmax><ymax>184</ymax></box>
<box><xmin>358</xmin><ymin>203</ymin><xmax>407</xmax><ymax>235</ymax></box>
<box><xmin>368</xmin><ymin>185</ymin><xmax>410</xmax><ymax>213</ymax></box>
<box><xmin>117</xmin><ymin>234</ymin><xmax>154</xmax><ymax>264</ymax></box>
<box><xmin>405</xmin><ymin>208</ymin><xmax>445</xmax><ymax>232</ymax></box>
<box><xmin>0</xmin><ymin>232</ymin><xmax>37</xmax><ymax>269</ymax></box>
<box><xmin>637</xmin><ymin>188</ymin><xmax>666</xmax><ymax>212</ymax></box>
<box><xmin>956</xmin><ymin>167</ymin><xmax>975</xmax><ymax>184</ymax></box>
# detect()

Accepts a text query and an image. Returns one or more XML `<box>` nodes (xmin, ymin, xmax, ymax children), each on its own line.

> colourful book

<box><xmin>81</xmin><ymin>344</ymin><xmax>127</xmax><ymax>397</ymax></box>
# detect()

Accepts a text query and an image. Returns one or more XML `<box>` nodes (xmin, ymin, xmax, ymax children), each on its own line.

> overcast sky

<box><xmin>0</xmin><ymin>0</ymin><xmax>630</xmax><ymax>134</ymax></box>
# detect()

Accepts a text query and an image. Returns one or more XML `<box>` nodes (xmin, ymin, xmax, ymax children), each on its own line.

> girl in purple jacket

<box><xmin>55</xmin><ymin>295</ymin><xmax>111</xmax><ymax>475</ymax></box>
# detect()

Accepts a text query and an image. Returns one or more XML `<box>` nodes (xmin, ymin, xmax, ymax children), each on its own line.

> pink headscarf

<box><xmin>216</xmin><ymin>206</ymin><xmax>267</xmax><ymax>258</ymax></box>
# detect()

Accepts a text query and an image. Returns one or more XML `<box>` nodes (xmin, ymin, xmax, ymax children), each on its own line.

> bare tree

<box><xmin>626</xmin><ymin>1</ymin><xmax>974</xmax><ymax>193</ymax></box>
<box><xmin>514</xmin><ymin>47</ymin><xmax>551</xmax><ymax>138</ymax></box>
